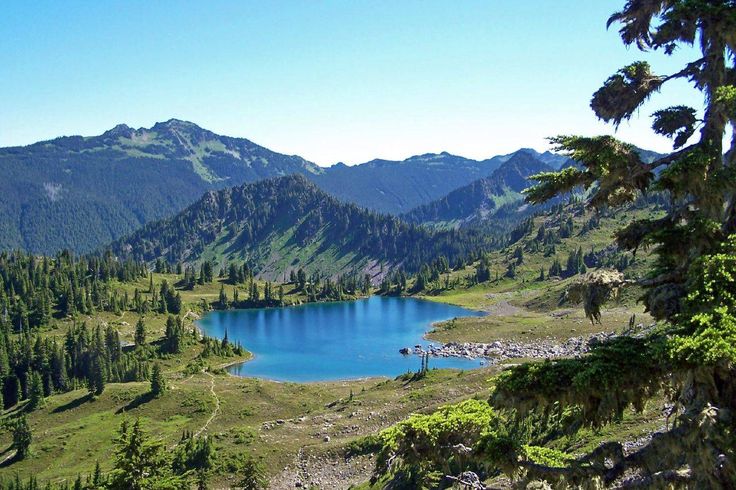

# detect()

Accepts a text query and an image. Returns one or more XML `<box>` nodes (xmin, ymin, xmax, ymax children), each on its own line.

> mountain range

<box><xmin>0</xmin><ymin>119</ymin><xmax>565</xmax><ymax>254</ymax></box>
<box><xmin>108</xmin><ymin>174</ymin><xmax>494</xmax><ymax>279</ymax></box>
<box><xmin>313</xmin><ymin>148</ymin><xmax>567</xmax><ymax>215</ymax></box>
<box><xmin>403</xmin><ymin>150</ymin><xmax>554</xmax><ymax>227</ymax></box>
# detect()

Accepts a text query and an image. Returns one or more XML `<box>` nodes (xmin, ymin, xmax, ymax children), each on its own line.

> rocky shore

<box><xmin>401</xmin><ymin>332</ymin><xmax>618</xmax><ymax>364</ymax></box>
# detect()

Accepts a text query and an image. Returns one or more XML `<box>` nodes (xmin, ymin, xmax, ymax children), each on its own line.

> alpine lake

<box><xmin>197</xmin><ymin>296</ymin><xmax>485</xmax><ymax>382</ymax></box>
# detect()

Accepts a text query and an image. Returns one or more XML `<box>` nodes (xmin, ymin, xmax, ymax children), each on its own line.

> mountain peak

<box><xmin>103</xmin><ymin>123</ymin><xmax>133</xmax><ymax>138</ymax></box>
<box><xmin>498</xmin><ymin>150</ymin><xmax>552</xmax><ymax>175</ymax></box>
<box><xmin>152</xmin><ymin>118</ymin><xmax>202</xmax><ymax>132</ymax></box>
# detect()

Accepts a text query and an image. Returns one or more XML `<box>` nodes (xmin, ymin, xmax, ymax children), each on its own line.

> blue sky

<box><xmin>1</xmin><ymin>1</ymin><xmax>702</xmax><ymax>165</ymax></box>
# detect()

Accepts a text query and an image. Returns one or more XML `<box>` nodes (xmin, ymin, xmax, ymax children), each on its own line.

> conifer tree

<box><xmin>88</xmin><ymin>351</ymin><xmax>106</xmax><ymax>396</ymax></box>
<box><xmin>512</xmin><ymin>245</ymin><xmax>524</xmax><ymax>265</ymax></box>
<box><xmin>92</xmin><ymin>460</ymin><xmax>103</xmax><ymax>487</ymax></box>
<box><xmin>494</xmin><ymin>2</ymin><xmax>736</xmax><ymax>486</ymax></box>
<box><xmin>12</xmin><ymin>415</ymin><xmax>32</xmax><ymax>460</ymax></box>
<box><xmin>218</xmin><ymin>284</ymin><xmax>228</xmax><ymax>308</ymax></box>
<box><xmin>504</xmin><ymin>262</ymin><xmax>516</xmax><ymax>279</ymax></box>
<box><xmin>239</xmin><ymin>456</ymin><xmax>267</xmax><ymax>490</ymax></box>
<box><xmin>150</xmin><ymin>363</ymin><xmax>166</xmax><ymax>397</ymax></box>
<box><xmin>27</xmin><ymin>371</ymin><xmax>44</xmax><ymax>410</ymax></box>
<box><xmin>108</xmin><ymin>419</ymin><xmax>177</xmax><ymax>490</ymax></box>
<box><xmin>134</xmin><ymin>318</ymin><xmax>146</xmax><ymax>347</ymax></box>
<box><xmin>4</xmin><ymin>374</ymin><xmax>21</xmax><ymax>408</ymax></box>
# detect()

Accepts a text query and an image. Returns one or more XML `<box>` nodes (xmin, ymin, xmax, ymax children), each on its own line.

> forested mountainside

<box><xmin>312</xmin><ymin>148</ymin><xmax>565</xmax><ymax>215</ymax></box>
<box><xmin>403</xmin><ymin>150</ymin><xmax>553</xmax><ymax>227</ymax></box>
<box><xmin>0</xmin><ymin>120</ymin><xmax>566</xmax><ymax>255</ymax></box>
<box><xmin>397</xmin><ymin>194</ymin><xmax>666</xmax><ymax>297</ymax></box>
<box><xmin>0</xmin><ymin>119</ymin><xmax>320</xmax><ymax>255</ymax></box>
<box><xmin>108</xmin><ymin>175</ymin><xmax>498</xmax><ymax>279</ymax></box>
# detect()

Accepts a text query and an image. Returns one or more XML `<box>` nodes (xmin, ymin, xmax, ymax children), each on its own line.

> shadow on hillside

<box><xmin>2</xmin><ymin>401</ymin><xmax>30</xmax><ymax>417</ymax></box>
<box><xmin>0</xmin><ymin>447</ymin><xmax>18</xmax><ymax>468</ymax></box>
<box><xmin>116</xmin><ymin>392</ymin><xmax>154</xmax><ymax>414</ymax></box>
<box><xmin>52</xmin><ymin>393</ymin><xmax>93</xmax><ymax>413</ymax></box>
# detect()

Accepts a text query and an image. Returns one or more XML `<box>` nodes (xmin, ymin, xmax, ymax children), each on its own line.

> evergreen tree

<box><xmin>548</xmin><ymin>257</ymin><xmax>563</xmax><ymax>277</ymax></box>
<box><xmin>512</xmin><ymin>245</ymin><xmax>524</xmax><ymax>265</ymax></box>
<box><xmin>92</xmin><ymin>460</ymin><xmax>103</xmax><ymax>488</ymax></box>
<box><xmin>134</xmin><ymin>318</ymin><xmax>146</xmax><ymax>347</ymax></box>
<box><xmin>27</xmin><ymin>371</ymin><xmax>44</xmax><ymax>410</ymax></box>
<box><xmin>218</xmin><ymin>284</ymin><xmax>228</xmax><ymax>309</ymax></box>
<box><xmin>499</xmin><ymin>2</ymin><xmax>736</xmax><ymax>485</ymax></box>
<box><xmin>296</xmin><ymin>268</ymin><xmax>307</xmax><ymax>290</ymax></box>
<box><xmin>12</xmin><ymin>415</ymin><xmax>32</xmax><ymax>460</ymax></box>
<box><xmin>238</xmin><ymin>456</ymin><xmax>267</xmax><ymax>490</ymax></box>
<box><xmin>4</xmin><ymin>374</ymin><xmax>21</xmax><ymax>408</ymax></box>
<box><xmin>201</xmin><ymin>261</ymin><xmax>214</xmax><ymax>283</ymax></box>
<box><xmin>504</xmin><ymin>262</ymin><xmax>516</xmax><ymax>279</ymax></box>
<box><xmin>475</xmin><ymin>258</ymin><xmax>491</xmax><ymax>283</ymax></box>
<box><xmin>228</xmin><ymin>263</ymin><xmax>240</xmax><ymax>284</ymax></box>
<box><xmin>163</xmin><ymin>316</ymin><xmax>184</xmax><ymax>354</ymax></box>
<box><xmin>88</xmin><ymin>352</ymin><xmax>105</xmax><ymax>396</ymax></box>
<box><xmin>150</xmin><ymin>363</ymin><xmax>166</xmax><ymax>397</ymax></box>
<box><xmin>108</xmin><ymin>419</ymin><xmax>178</xmax><ymax>490</ymax></box>
<box><xmin>172</xmin><ymin>435</ymin><xmax>216</xmax><ymax>482</ymax></box>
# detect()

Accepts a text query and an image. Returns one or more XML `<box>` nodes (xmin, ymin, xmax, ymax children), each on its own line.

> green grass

<box><xmin>0</xmin><ymin>272</ymin><xmax>495</xmax><ymax>486</ymax></box>
<box><xmin>427</xmin><ymin>307</ymin><xmax>650</xmax><ymax>344</ymax></box>
<box><xmin>0</xmin><ymin>361</ymin><xmax>495</xmax><ymax>486</ymax></box>
<box><xmin>0</xmin><ymin>203</ymin><xmax>667</xmax><ymax>486</ymax></box>
<box><xmin>197</xmin><ymin>223</ymin><xmax>368</xmax><ymax>281</ymax></box>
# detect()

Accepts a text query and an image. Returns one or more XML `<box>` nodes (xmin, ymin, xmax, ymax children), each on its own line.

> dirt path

<box><xmin>194</xmin><ymin>371</ymin><xmax>220</xmax><ymax>438</ymax></box>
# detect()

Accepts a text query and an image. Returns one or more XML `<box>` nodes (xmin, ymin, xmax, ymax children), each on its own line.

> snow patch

<box><xmin>43</xmin><ymin>182</ymin><xmax>63</xmax><ymax>202</ymax></box>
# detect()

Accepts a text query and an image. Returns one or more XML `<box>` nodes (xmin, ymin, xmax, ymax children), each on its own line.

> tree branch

<box><xmin>646</xmin><ymin>144</ymin><xmax>699</xmax><ymax>171</ymax></box>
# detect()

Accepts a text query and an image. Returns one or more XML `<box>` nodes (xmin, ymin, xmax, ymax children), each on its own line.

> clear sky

<box><xmin>1</xmin><ymin>1</ymin><xmax>702</xmax><ymax>165</ymax></box>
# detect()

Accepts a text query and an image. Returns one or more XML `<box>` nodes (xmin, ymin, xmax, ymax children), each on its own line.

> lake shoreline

<box><xmin>197</xmin><ymin>296</ymin><xmax>484</xmax><ymax>382</ymax></box>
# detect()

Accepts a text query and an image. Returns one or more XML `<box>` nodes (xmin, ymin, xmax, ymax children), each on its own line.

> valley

<box><xmin>0</xmin><ymin>265</ymin><xmax>647</xmax><ymax>489</ymax></box>
<box><xmin>1</xmin><ymin>1</ymin><xmax>734</xmax><ymax>486</ymax></box>
<box><xmin>0</xmin><ymin>196</ymin><xmax>662</xmax><ymax>488</ymax></box>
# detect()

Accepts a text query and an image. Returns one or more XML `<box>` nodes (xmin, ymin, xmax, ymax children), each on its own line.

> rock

<box><xmin>455</xmin><ymin>471</ymin><xmax>483</xmax><ymax>489</ymax></box>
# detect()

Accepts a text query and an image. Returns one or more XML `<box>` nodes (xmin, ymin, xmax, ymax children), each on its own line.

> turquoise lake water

<box><xmin>197</xmin><ymin>296</ymin><xmax>485</xmax><ymax>382</ymax></box>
